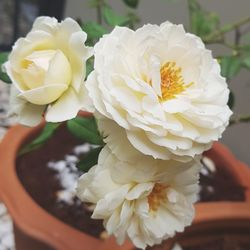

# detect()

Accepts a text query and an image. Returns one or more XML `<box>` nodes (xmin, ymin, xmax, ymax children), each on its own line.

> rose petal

<box><xmin>20</xmin><ymin>83</ymin><xmax>68</xmax><ymax>105</ymax></box>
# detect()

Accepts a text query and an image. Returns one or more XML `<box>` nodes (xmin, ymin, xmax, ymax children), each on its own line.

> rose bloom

<box><xmin>87</xmin><ymin>21</ymin><xmax>232</xmax><ymax>160</ymax></box>
<box><xmin>5</xmin><ymin>17</ymin><xmax>93</xmax><ymax>126</ymax></box>
<box><xmin>77</xmin><ymin>146</ymin><xmax>201</xmax><ymax>249</ymax></box>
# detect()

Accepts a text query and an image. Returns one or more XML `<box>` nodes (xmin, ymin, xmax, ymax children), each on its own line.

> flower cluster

<box><xmin>5</xmin><ymin>17</ymin><xmax>232</xmax><ymax>249</ymax></box>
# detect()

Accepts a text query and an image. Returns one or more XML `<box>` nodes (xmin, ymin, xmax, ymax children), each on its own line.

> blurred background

<box><xmin>1</xmin><ymin>0</ymin><xmax>250</xmax><ymax>165</ymax></box>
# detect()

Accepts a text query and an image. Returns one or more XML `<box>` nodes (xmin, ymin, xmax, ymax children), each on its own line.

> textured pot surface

<box><xmin>0</xmin><ymin>122</ymin><xmax>133</xmax><ymax>250</ymax></box>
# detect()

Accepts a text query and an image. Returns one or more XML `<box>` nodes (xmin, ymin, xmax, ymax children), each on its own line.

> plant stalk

<box><xmin>230</xmin><ymin>115</ymin><xmax>250</xmax><ymax>126</ymax></box>
<box><xmin>96</xmin><ymin>0</ymin><xmax>104</xmax><ymax>25</ymax></box>
<box><xmin>204</xmin><ymin>16</ymin><xmax>250</xmax><ymax>43</ymax></box>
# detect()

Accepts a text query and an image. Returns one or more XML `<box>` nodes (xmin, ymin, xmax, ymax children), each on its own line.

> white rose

<box><xmin>5</xmin><ymin>16</ymin><xmax>93</xmax><ymax>126</ymax></box>
<box><xmin>77</xmin><ymin>146</ymin><xmax>201</xmax><ymax>249</ymax></box>
<box><xmin>97</xmin><ymin>114</ymin><xmax>191</xmax><ymax>163</ymax></box>
<box><xmin>87</xmin><ymin>21</ymin><xmax>232</xmax><ymax>160</ymax></box>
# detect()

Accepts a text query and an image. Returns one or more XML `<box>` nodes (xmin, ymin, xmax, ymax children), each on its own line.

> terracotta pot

<box><xmin>190</xmin><ymin>142</ymin><xmax>250</xmax><ymax>231</ymax></box>
<box><xmin>136</xmin><ymin>143</ymin><xmax>250</xmax><ymax>250</ymax></box>
<box><xmin>1</xmin><ymin>119</ymin><xmax>250</xmax><ymax>250</ymax></box>
<box><xmin>0</xmin><ymin>120</ymin><xmax>133</xmax><ymax>250</ymax></box>
<box><xmin>172</xmin><ymin>143</ymin><xmax>250</xmax><ymax>249</ymax></box>
<box><xmin>176</xmin><ymin>229</ymin><xmax>250</xmax><ymax>249</ymax></box>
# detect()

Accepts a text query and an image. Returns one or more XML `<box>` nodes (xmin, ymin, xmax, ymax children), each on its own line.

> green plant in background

<box><xmin>187</xmin><ymin>0</ymin><xmax>250</xmax><ymax>124</ymax></box>
<box><xmin>0</xmin><ymin>52</ymin><xmax>11</xmax><ymax>83</ymax></box>
<box><xmin>82</xmin><ymin>0</ymin><xmax>140</xmax><ymax>46</ymax></box>
<box><xmin>1</xmin><ymin>0</ymin><xmax>250</xmax><ymax>170</ymax></box>
<box><xmin>81</xmin><ymin>0</ymin><xmax>250</xmax><ymax>123</ymax></box>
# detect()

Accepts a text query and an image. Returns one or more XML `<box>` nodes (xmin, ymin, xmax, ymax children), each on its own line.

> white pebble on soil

<box><xmin>47</xmin><ymin>144</ymin><xmax>92</xmax><ymax>204</ymax></box>
<box><xmin>48</xmin><ymin>142</ymin><xmax>97</xmax><ymax>205</ymax></box>
<box><xmin>202</xmin><ymin>156</ymin><xmax>216</xmax><ymax>172</ymax></box>
<box><xmin>73</xmin><ymin>144</ymin><xmax>91</xmax><ymax>155</ymax></box>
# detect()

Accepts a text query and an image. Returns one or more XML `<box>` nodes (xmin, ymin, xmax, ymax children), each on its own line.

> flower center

<box><xmin>148</xmin><ymin>183</ymin><xmax>167</xmax><ymax>212</ymax></box>
<box><xmin>160</xmin><ymin>62</ymin><xmax>193</xmax><ymax>102</ymax></box>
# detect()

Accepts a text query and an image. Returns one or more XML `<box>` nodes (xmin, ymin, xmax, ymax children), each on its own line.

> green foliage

<box><xmin>188</xmin><ymin>0</ymin><xmax>220</xmax><ymax>39</ymax></box>
<box><xmin>240</xmin><ymin>45</ymin><xmax>250</xmax><ymax>53</ymax></box>
<box><xmin>220</xmin><ymin>56</ymin><xmax>241</xmax><ymax>79</ymax></box>
<box><xmin>228</xmin><ymin>91</ymin><xmax>235</xmax><ymax>110</ymax></box>
<box><xmin>127</xmin><ymin>12</ymin><xmax>140</xmax><ymax>28</ymax></box>
<box><xmin>123</xmin><ymin>0</ymin><xmax>139</xmax><ymax>9</ymax></box>
<box><xmin>0</xmin><ymin>52</ymin><xmax>11</xmax><ymax>83</ymax></box>
<box><xmin>242</xmin><ymin>33</ymin><xmax>250</xmax><ymax>45</ymax></box>
<box><xmin>242</xmin><ymin>56</ymin><xmax>250</xmax><ymax>69</ymax></box>
<box><xmin>19</xmin><ymin>123</ymin><xmax>60</xmax><ymax>156</ymax></box>
<box><xmin>77</xmin><ymin>146</ymin><xmax>103</xmax><ymax>172</ymax></box>
<box><xmin>82</xmin><ymin>21</ymin><xmax>108</xmax><ymax>44</ymax></box>
<box><xmin>103</xmin><ymin>5</ymin><xmax>130</xmax><ymax>26</ymax></box>
<box><xmin>67</xmin><ymin>116</ymin><xmax>103</xmax><ymax>145</ymax></box>
<box><xmin>85</xmin><ymin>58</ymin><xmax>94</xmax><ymax>78</ymax></box>
<box><xmin>240</xmin><ymin>46</ymin><xmax>250</xmax><ymax>70</ymax></box>
<box><xmin>88</xmin><ymin>0</ymin><xmax>100</xmax><ymax>8</ymax></box>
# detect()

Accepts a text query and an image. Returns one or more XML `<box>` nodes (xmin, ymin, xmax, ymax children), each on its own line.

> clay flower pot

<box><xmin>140</xmin><ymin>143</ymin><xmax>250</xmax><ymax>250</ymax></box>
<box><xmin>0</xmin><ymin>122</ymin><xmax>133</xmax><ymax>250</ymax></box>
<box><xmin>173</xmin><ymin>143</ymin><xmax>250</xmax><ymax>249</ymax></box>
<box><xmin>191</xmin><ymin>142</ymin><xmax>250</xmax><ymax>231</ymax></box>
<box><xmin>1</xmin><ymin>119</ymin><xmax>250</xmax><ymax>250</ymax></box>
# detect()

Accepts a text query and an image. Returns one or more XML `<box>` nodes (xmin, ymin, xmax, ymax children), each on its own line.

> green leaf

<box><xmin>127</xmin><ymin>12</ymin><xmax>140</xmax><ymax>29</ymax></box>
<box><xmin>242</xmin><ymin>56</ymin><xmax>250</xmax><ymax>69</ymax></box>
<box><xmin>240</xmin><ymin>45</ymin><xmax>250</xmax><ymax>53</ymax></box>
<box><xmin>19</xmin><ymin>123</ymin><xmax>60</xmax><ymax>156</ymax></box>
<box><xmin>103</xmin><ymin>5</ymin><xmax>130</xmax><ymax>26</ymax></box>
<box><xmin>82</xmin><ymin>21</ymin><xmax>107</xmax><ymax>42</ymax></box>
<box><xmin>241</xmin><ymin>33</ymin><xmax>250</xmax><ymax>45</ymax></box>
<box><xmin>77</xmin><ymin>146</ymin><xmax>103</xmax><ymax>172</ymax></box>
<box><xmin>220</xmin><ymin>56</ymin><xmax>241</xmax><ymax>79</ymax></box>
<box><xmin>85</xmin><ymin>59</ymin><xmax>94</xmax><ymax>78</ymax></box>
<box><xmin>123</xmin><ymin>0</ymin><xmax>139</xmax><ymax>8</ymax></box>
<box><xmin>0</xmin><ymin>52</ymin><xmax>11</xmax><ymax>83</ymax></box>
<box><xmin>188</xmin><ymin>0</ymin><xmax>220</xmax><ymax>39</ymax></box>
<box><xmin>240</xmin><ymin>46</ymin><xmax>250</xmax><ymax>70</ymax></box>
<box><xmin>88</xmin><ymin>0</ymin><xmax>99</xmax><ymax>8</ymax></box>
<box><xmin>67</xmin><ymin>116</ymin><xmax>103</xmax><ymax>145</ymax></box>
<box><xmin>228</xmin><ymin>91</ymin><xmax>235</xmax><ymax>110</ymax></box>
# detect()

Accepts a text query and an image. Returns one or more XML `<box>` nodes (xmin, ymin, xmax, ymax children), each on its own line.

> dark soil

<box><xmin>16</xmin><ymin>124</ymin><xmax>105</xmax><ymax>238</ymax></box>
<box><xmin>198</xmin><ymin>158</ymin><xmax>245</xmax><ymax>202</ymax></box>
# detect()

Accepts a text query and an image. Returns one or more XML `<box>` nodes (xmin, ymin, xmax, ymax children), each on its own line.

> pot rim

<box><xmin>194</xmin><ymin>202</ymin><xmax>250</xmax><ymax>225</ymax></box>
<box><xmin>0</xmin><ymin>118</ymin><xmax>132</xmax><ymax>250</ymax></box>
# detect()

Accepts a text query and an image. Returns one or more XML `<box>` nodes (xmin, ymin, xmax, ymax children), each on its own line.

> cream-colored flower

<box><xmin>77</xmin><ymin>146</ymin><xmax>201</xmax><ymax>249</ymax></box>
<box><xmin>5</xmin><ymin>16</ymin><xmax>93</xmax><ymax>126</ymax></box>
<box><xmin>87</xmin><ymin>21</ymin><xmax>232</xmax><ymax>160</ymax></box>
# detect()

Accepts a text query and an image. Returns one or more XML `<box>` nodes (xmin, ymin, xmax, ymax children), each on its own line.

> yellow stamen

<box><xmin>159</xmin><ymin>62</ymin><xmax>193</xmax><ymax>102</ymax></box>
<box><xmin>148</xmin><ymin>183</ymin><xmax>167</xmax><ymax>212</ymax></box>
<box><xmin>21</xmin><ymin>59</ymin><xmax>32</xmax><ymax>69</ymax></box>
